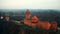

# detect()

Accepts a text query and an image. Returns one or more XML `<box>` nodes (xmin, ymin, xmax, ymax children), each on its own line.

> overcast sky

<box><xmin>0</xmin><ymin>0</ymin><xmax>60</xmax><ymax>9</ymax></box>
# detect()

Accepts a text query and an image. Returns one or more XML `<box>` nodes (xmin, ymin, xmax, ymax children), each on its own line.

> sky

<box><xmin>0</xmin><ymin>0</ymin><xmax>60</xmax><ymax>9</ymax></box>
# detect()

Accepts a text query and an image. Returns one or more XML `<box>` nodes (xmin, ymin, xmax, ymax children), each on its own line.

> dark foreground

<box><xmin>0</xmin><ymin>20</ymin><xmax>60</xmax><ymax>34</ymax></box>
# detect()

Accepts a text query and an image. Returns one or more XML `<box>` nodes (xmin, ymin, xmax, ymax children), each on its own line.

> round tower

<box><xmin>25</xmin><ymin>9</ymin><xmax>31</xmax><ymax>19</ymax></box>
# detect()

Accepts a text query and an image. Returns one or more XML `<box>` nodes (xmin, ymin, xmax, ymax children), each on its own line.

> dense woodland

<box><xmin>0</xmin><ymin>9</ymin><xmax>60</xmax><ymax>27</ymax></box>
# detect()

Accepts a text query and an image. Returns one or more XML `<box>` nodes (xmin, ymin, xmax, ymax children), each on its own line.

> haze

<box><xmin>0</xmin><ymin>0</ymin><xmax>60</xmax><ymax>9</ymax></box>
